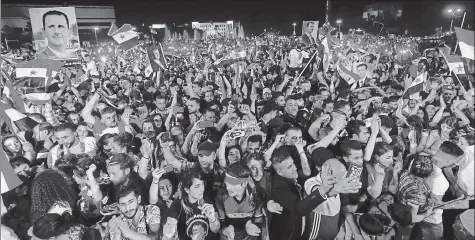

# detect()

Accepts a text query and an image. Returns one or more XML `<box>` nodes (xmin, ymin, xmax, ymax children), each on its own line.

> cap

<box><xmin>197</xmin><ymin>141</ymin><xmax>217</xmax><ymax>156</ymax></box>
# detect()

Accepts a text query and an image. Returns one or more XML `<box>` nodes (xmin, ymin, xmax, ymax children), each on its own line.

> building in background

<box><xmin>1</xmin><ymin>4</ymin><xmax>115</xmax><ymax>47</ymax></box>
<box><xmin>191</xmin><ymin>21</ymin><xmax>242</xmax><ymax>38</ymax></box>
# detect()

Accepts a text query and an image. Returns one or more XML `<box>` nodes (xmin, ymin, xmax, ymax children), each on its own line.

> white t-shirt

<box><xmin>304</xmin><ymin>174</ymin><xmax>340</xmax><ymax>216</ymax></box>
<box><xmin>457</xmin><ymin>145</ymin><xmax>474</xmax><ymax>196</ymax></box>
<box><xmin>424</xmin><ymin>165</ymin><xmax>449</xmax><ymax>224</ymax></box>
<box><xmin>288</xmin><ymin>49</ymin><xmax>303</xmax><ymax>68</ymax></box>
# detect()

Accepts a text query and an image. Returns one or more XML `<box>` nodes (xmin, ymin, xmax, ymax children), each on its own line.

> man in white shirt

<box><xmin>288</xmin><ymin>44</ymin><xmax>305</xmax><ymax>72</ymax></box>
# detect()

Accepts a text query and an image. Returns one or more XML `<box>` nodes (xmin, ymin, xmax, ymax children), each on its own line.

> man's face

<box><xmin>285</xmin><ymin>129</ymin><xmax>303</xmax><ymax>145</ymax></box>
<box><xmin>185</xmin><ymin>178</ymin><xmax>205</xmax><ymax>201</ymax></box>
<box><xmin>13</xmin><ymin>163</ymin><xmax>31</xmax><ymax>178</ymax></box>
<box><xmin>137</xmin><ymin>105</ymin><xmax>149</xmax><ymax>120</ymax></box>
<box><xmin>357</xmin><ymin>65</ymin><xmax>367</xmax><ymax>79</ymax></box>
<box><xmin>171</xmin><ymin>127</ymin><xmax>184</xmax><ymax>145</ymax></box>
<box><xmin>186</xmin><ymin>100</ymin><xmax>199</xmax><ymax>113</ymax></box>
<box><xmin>355</xmin><ymin>126</ymin><xmax>370</xmax><ymax>144</ymax></box>
<box><xmin>276</xmin><ymin>96</ymin><xmax>285</xmax><ymax>107</ymax></box>
<box><xmin>43</xmin><ymin>14</ymin><xmax>70</xmax><ymax>48</ymax></box>
<box><xmin>247</xmin><ymin>141</ymin><xmax>261</xmax><ymax>154</ymax></box>
<box><xmin>107</xmin><ymin>164</ymin><xmax>129</xmax><ymax>185</ymax></box>
<box><xmin>307</xmin><ymin>23</ymin><xmax>314</xmax><ymax>33</ymax></box>
<box><xmin>204</xmin><ymin>91</ymin><xmax>214</xmax><ymax>102</ymax></box>
<box><xmin>343</xmin><ymin>149</ymin><xmax>364</xmax><ymax>165</ymax></box>
<box><xmin>324</xmin><ymin>103</ymin><xmax>334</xmax><ymax>114</ymax></box>
<box><xmin>276</xmin><ymin>158</ymin><xmax>298</xmax><ymax>179</ymax></box>
<box><xmin>69</xmin><ymin>113</ymin><xmax>80</xmax><ymax>125</ymax></box>
<box><xmin>285</xmin><ymin>99</ymin><xmax>299</xmax><ymax>117</ymax></box>
<box><xmin>247</xmin><ymin>159</ymin><xmax>264</xmax><ymax>182</ymax></box>
<box><xmin>118</xmin><ymin>192</ymin><xmax>140</xmax><ymax>219</ymax></box>
<box><xmin>204</xmin><ymin>111</ymin><xmax>216</xmax><ymax>123</ymax></box>
<box><xmin>226</xmin><ymin>181</ymin><xmax>246</xmax><ymax>198</ymax></box>
<box><xmin>156</xmin><ymin>98</ymin><xmax>167</xmax><ymax>111</ymax></box>
<box><xmin>197</xmin><ymin>151</ymin><xmax>215</xmax><ymax>170</ymax></box>
<box><xmin>54</xmin><ymin>129</ymin><xmax>75</xmax><ymax>147</ymax></box>
<box><xmin>101</xmin><ymin>112</ymin><xmax>118</xmax><ymax>128</ymax></box>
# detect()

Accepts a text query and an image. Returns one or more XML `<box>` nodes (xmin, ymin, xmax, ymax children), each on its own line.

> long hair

<box><xmin>406</xmin><ymin>115</ymin><xmax>423</xmax><ymax>145</ymax></box>
<box><xmin>181</xmin><ymin>170</ymin><xmax>205</xmax><ymax>216</ymax></box>
<box><xmin>33</xmin><ymin>212</ymin><xmax>75</xmax><ymax>239</ymax></box>
<box><xmin>370</xmin><ymin>142</ymin><xmax>393</xmax><ymax>166</ymax></box>
<box><xmin>30</xmin><ymin>170</ymin><xmax>77</xmax><ymax>224</ymax></box>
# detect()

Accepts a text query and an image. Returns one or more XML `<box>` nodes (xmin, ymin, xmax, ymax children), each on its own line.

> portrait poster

<box><xmin>29</xmin><ymin>7</ymin><xmax>80</xmax><ymax>60</ymax></box>
<box><xmin>301</xmin><ymin>21</ymin><xmax>319</xmax><ymax>47</ymax></box>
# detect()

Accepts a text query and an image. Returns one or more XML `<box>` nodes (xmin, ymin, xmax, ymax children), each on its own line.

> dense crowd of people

<box><xmin>0</xmin><ymin>25</ymin><xmax>474</xmax><ymax>240</ymax></box>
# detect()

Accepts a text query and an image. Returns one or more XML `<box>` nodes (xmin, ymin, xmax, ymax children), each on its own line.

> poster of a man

<box><xmin>301</xmin><ymin>21</ymin><xmax>319</xmax><ymax>47</ymax></box>
<box><xmin>29</xmin><ymin>7</ymin><xmax>80</xmax><ymax>60</ymax></box>
<box><xmin>147</xmin><ymin>44</ymin><xmax>168</xmax><ymax>72</ymax></box>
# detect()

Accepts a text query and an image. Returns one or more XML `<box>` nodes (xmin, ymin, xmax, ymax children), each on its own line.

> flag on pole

<box><xmin>403</xmin><ymin>72</ymin><xmax>427</xmax><ymax>99</ymax></box>
<box><xmin>111</xmin><ymin>24</ymin><xmax>139</xmax><ymax>52</ymax></box>
<box><xmin>443</xmin><ymin>54</ymin><xmax>466</xmax><ymax>75</ymax></box>
<box><xmin>455</xmin><ymin>27</ymin><xmax>474</xmax><ymax>60</ymax></box>
<box><xmin>13</xmin><ymin>59</ymin><xmax>63</xmax><ymax>105</ymax></box>
<box><xmin>214</xmin><ymin>47</ymin><xmax>247</xmax><ymax>68</ymax></box>
<box><xmin>108</xmin><ymin>21</ymin><xmax>119</xmax><ymax>36</ymax></box>
<box><xmin>0</xmin><ymin>101</ymin><xmax>38</xmax><ymax>133</ymax></box>
<box><xmin>146</xmin><ymin>43</ymin><xmax>168</xmax><ymax>72</ymax></box>
<box><xmin>336</xmin><ymin>58</ymin><xmax>359</xmax><ymax>89</ymax></box>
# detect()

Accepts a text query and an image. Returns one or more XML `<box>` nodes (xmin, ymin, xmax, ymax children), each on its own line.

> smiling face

<box><xmin>43</xmin><ymin>14</ymin><xmax>70</xmax><ymax>50</ymax></box>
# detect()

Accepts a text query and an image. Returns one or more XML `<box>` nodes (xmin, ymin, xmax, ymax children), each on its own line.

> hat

<box><xmin>197</xmin><ymin>141</ymin><xmax>216</xmax><ymax>156</ymax></box>
<box><xmin>263</xmin><ymin>88</ymin><xmax>272</xmax><ymax>95</ymax></box>
<box><xmin>186</xmin><ymin>214</ymin><xmax>209</xmax><ymax>237</ymax></box>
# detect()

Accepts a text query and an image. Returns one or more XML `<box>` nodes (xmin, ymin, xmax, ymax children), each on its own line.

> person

<box><xmin>269</xmin><ymin>147</ymin><xmax>338</xmax><ymax>240</ymax></box>
<box><xmin>37</xmin><ymin>10</ymin><xmax>75</xmax><ymax>59</ymax></box>
<box><xmin>302</xmin><ymin>22</ymin><xmax>316</xmax><ymax>47</ymax></box>
<box><xmin>108</xmin><ymin>184</ymin><xmax>161</xmax><ymax>240</ymax></box>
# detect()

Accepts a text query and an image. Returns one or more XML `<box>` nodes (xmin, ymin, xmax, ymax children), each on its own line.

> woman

<box><xmin>219</xmin><ymin>145</ymin><xmax>242</xmax><ymax>168</ymax></box>
<box><xmin>396</xmin><ymin>154</ymin><xmax>434</xmax><ymax>225</ymax></box>
<box><xmin>152</xmin><ymin>114</ymin><xmax>166</xmax><ymax>133</ymax></box>
<box><xmin>423</xmin><ymin>116</ymin><xmax>457</xmax><ymax>155</ymax></box>
<box><xmin>164</xmin><ymin>170</ymin><xmax>220</xmax><ymax>240</ymax></box>
<box><xmin>30</xmin><ymin>169</ymin><xmax>78</xmax><ymax>225</ymax></box>
<box><xmin>150</xmin><ymin>169</ymin><xmax>178</xmax><ymax>233</ymax></box>
<box><xmin>95</xmin><ymin>133</ymin><xmax>116</xmax><ymax>159</ymax></box>
<box><xmin>215</xmin><ymin>162</ymin><xmax>265</xmax><ymax>240</ymax></box>
<box><xmin>30</xmin><ymin>201</ymin><xmax>85</xmax><ymax>240</ymax></box>
<box><xmin>366</xmin><ymin>142</ymin><xmax>402</xmax><ymax>199</ymax></box>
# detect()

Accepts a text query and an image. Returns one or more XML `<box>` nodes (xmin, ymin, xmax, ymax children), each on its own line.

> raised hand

<box><xmin>151</xmin><ymin>168</ymin><xmax>166</xmax><ymax>181</ymax></box>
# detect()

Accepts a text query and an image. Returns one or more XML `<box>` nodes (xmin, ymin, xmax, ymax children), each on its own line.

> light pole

<box><xmin>292</xmin><ymin>23</ymin><xmax>296</xmax><ymax>36</ymax></box>
<box><xmin>94</xmin><ymin>27</ymin><xmax>99</xmax><ymax>44</ymax></box>
<box><xmin>336</xmin><ymin>19</ymin><xmax>342</xmax><ymax>33</ymax></box>
<box><xmin>448</xmin><ymin>8</ymin><xmax>463</xmax><ymax>32</ymax></box>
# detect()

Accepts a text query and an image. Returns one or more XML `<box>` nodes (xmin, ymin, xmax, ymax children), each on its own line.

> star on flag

<box><xmin>456</xmin><ymin>65</ymin><xmax>464</xmax><ymax>74</ymax></box>
<box><xmin>119</xmin><ymin>34</ymin><xmax>125</xmax><ymax>40</ymax></box>
<box><xmin>30</xmin><ymin>70</ymin><xmax>37</xmax><ymax>76</ymax></box>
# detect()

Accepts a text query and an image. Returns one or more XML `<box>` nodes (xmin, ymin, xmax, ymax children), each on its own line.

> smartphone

<box><xmin>230</xmin><ymin>130</ymin><xmax>245</xmax><ymax>140</ymax></box>
<box><xmin>346</xmin><ymin>163</ymin><xmax>363</xmax><ymax>183</ymax></box>
<box><xmin>173</xmin><ymin>106</ymin><xmax>184</xmax><ymax>114</ymax></box>
<box><xmin>198</xmin><ymin>121</ymin><xmax>214</xmax><ymax>128</ymax></box>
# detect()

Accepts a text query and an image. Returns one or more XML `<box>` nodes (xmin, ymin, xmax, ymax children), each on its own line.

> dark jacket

<box><xmin>269</xmin><ymin>173</ymin><xmax>327</xmax><ymax>240</ymax></box>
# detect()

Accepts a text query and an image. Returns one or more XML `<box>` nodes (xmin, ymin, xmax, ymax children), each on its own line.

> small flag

<box><xmin>0</xmin><ymin>101</ymin><xmax>38</xmax><ymax>133</ymax></box>
<box><xmin>13</xmin><ymin>59</ymin><xmax>63</xmax><ymax>105</ymax></box>
<box><xmin>403</xmin><ymin>72</ymin><xmax>427</xmax><ymax>99</ymax></box>
<box><xmin>108</xmin><ymin>21</ymin><xmax>119</xmax><ymax>36</ymax></box>
<box><xmin>444</xmin><ymin>54</ymin><xmax>466</xmax><ymax>75</ymax></box>
<box><xmin>455</xmin><ymin>27</ymin><xmax>474</xmax><ymax>60</ymax></box>
<box><xmin>111</xmin><ymin>24</ymin><xmax>139</xmax><ymax>52</ymax></box>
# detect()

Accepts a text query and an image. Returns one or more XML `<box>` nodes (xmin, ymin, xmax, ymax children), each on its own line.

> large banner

<box><xmin>29</xmin><ymin>7</ymin><xmax>80</xmax><ymax>60</ymax></box>
<box><xmin>301</xmin><ymin>21</ymin><xmax>319</xmax><ymax>47</ymax></box>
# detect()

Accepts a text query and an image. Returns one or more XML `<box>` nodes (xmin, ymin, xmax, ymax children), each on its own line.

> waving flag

<box><xmin>214</xmin><ymin>47</ymin><xmax>246</xmax><ymax>68</ymax></box>
<box><xmin>111</xmin><ymin>24</ymin><xmax>139</xmax><ymax>52</ymax></box>
<box><xmin>13</xmin><ymin>59</ymin><xmax>63</xmax><ymax>105</ymax></box>
<box><xmin>403</xmin><ymin>72</ymin><xmax>427</xmax><ymax>99</ymax></box>
<box><xmin>0</xmin><ymin>101</ymin><xmax>38</xmax><ymax>133</ymax></box>
<box><xmin>1</xmin><ymin>149</ymin><xmax>23</xmax><ymax>193</ymax></box>
<box><xmin>336</xmin><ymin>58</ymin><xmax>359</xmax><ymax>89</ymax></box>
<box><xmin>443</xmin><ymin>54</ymin><xmax>466</xmax><ymax>75</ymax></box>
<box><xmin>108</xmin><ymin>21</ymin><xmax>119</xmax><ymax>36</ymax></box>
<box><xmin>455</xmin><ymin>27</ymin><xmax>474</xmax><ymax>60</ymax></box>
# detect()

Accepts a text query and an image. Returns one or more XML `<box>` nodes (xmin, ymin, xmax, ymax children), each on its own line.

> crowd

<box><xmin>0</xmin><ymin>25</ymin><xmax>474</xmax><ymax>240</ymax></box>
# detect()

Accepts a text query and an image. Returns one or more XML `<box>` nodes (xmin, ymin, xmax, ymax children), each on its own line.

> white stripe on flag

<box><xmin>24</xmin><ymin>92</ymin><xmax>55</xmax><ymax>102</ymax></box>
<box><xmin>459</xmin><ymin>42</ymin><xmax>475</xmax><ymax>60</ymax></box>
<box><xmin>15</xmin><ymin>68</ymin><xmax>48</xmax><ymax>78</ymax></box>
<box><xmin>448</xmin><ymin>62</ymin><xmax>466</xmax><ymax>75</ymax></box>
<box><xmin>1</xmin><ymin>172</ymin><xmax>8</xmax><ymax>193</ymax></box>
<box><xmin>5</xmin><ymin>109</ymin><xmax>26</xmax><ymax>121</ymax></box>
<box><xmin>113</xmin><ymin>30</ymin><xmax>138</xmax><ymax>44</ymax></box>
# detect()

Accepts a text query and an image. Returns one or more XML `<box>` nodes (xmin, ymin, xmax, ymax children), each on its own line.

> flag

<box><xmin>336</xmin><ymin>58</ymin><xmax>359</xmax><ymax>89</ymax></box>
<box><xmin>455</xmin><ymin>27</ymin><xmax>474</xmax><ymax>60</ymax></box>
<box><xmin>403</xmin><ymin>72</ymin><xmax>427</xmax><ymax>99</ymax></box>
<box><xmin>321</xmin><ymin>30</ymin><xmax>334</xmax><ymax>72</ymax></box>
<box><xmin>443</xmin><ymin>54</ymin><xmax>466</xmax><ymax>75</ymax></box>
<box><xmin>108</xmin><ymin>21</ymin><xmax>119</xmax><ymax>36</ymax></box>
<box><xmin>2</xmin><ymin>77</ymin><xmax>26</xmax><ymax>113</ymax></box>
<box><xmin>150</xmin><ymin>28</ymin><xmax>157</xmax><ymax>35</ymax></box>
<box><xmin>214</xmin><ymin>47</ymin><xmax>247</xmax><ymax>68</ymax></box>
<box><xmin>111</xmin><ymin>24</ymin><xmax>139</xmax><ymax>52</ymax></box>
<box><xmin>1</xmin><ymin>149</ymin><xmax>23</xmax><ymax>193</ymax></box>
<box><xmin>0</xmin><ymin>101</ymin><xmax>38</xmax><ymax>133</ymax></box>
<box><xmin>13</xmin><ymin>59</ymin><xmax>63</xmax><ymax>105</ymax></box>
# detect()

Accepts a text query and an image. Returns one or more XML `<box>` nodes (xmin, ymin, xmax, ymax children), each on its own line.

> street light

<box><xmin>447</xmin><ymin>8</ymin><xmax>465</xmax><ymax>31</ymax></box>
<box><xmin>94</xmin><ymin>27</ymin><xmax>99</xmax><ymax>44</ymax></box>
<box><xmin>336</xmin><ymin>19</ymin><xmax>342</xmax><ymax>33</ymax></box>
<box><xmin>292</xmin><ymin>23</ymin><xmax>296</xmax><ymax>36</ymax></box>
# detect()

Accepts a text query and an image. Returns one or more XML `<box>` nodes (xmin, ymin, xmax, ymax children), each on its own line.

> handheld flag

<box><xmin>403</xmin><ymin>72</ymin><xmax>427</xmax><ymax>99</ymax></box>
<box><xmin>455</xmin><ymin>27</ymin><xmax>474</xmax><ymax>60</ymax></box>
<box><xmin>0</xmin><ymin>101</ymin><xmax>38</xmax><ymax>133</ymax></box>
<box><xmin>108</xmin><ymin>21</ymin><xmax>119</xmax><ymax>36</ymax></box>
<box><xmin>111</xmin><ymin>24</ymin><xmax>139</xmax><ymax>52</ymax></box>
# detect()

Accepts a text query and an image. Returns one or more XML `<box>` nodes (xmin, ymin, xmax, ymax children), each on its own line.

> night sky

<box><xmin>2</xmin><ymin>0</ymin><xmax>474</xmax><ymax>36</ymax></box>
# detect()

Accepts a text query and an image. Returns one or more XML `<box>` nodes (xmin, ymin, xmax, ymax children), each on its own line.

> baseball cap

<box><xmin>197</xmin><ymin>141</ymin><xmax>217</xmax><ymax>156</ymax></box>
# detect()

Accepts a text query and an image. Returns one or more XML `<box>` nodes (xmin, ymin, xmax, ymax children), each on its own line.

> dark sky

<box><xmin>3</xmin><ymin>0</ymin><xmax>474</xmax><ymax>35</ymax></box>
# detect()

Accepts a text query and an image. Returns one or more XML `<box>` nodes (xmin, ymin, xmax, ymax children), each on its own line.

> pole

<box><xmin>293</xmin><ymin>25</ymin><xmax>296</xmax><ymax>36</ymax></box>
<box><xmin>450</xmin><ymin>19</ymin><xmax>454</xmax><ymax>32</ymax></box>
<box><xmin>297</xmin><ymin>50</ymin><xmax>319</xmax><ymax>78</ymax></box>
<box><xmin>94</xmin><ymin>29</ymin><xmax>98</xmax><ymax>44</ymax></box>
<box><xmin>461</xmin><ymin>12</ymin><xmax>466</xmax><ymax>28</ymax></box>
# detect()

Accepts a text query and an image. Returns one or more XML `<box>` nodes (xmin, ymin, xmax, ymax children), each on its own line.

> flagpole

<box><xmin>297</xmin><ymin>50</ymin><xmax>319</xmax><ymax>78</ymax></box>
<box><xmin>440</xmin><ymin>52</ymin><xmax>467</xmax><ymax>93</ymax></box>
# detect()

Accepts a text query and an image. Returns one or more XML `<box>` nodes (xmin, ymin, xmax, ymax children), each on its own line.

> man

<box><xmin>152</xmin><ymin>95</ymin><xmax>169</xmax><ymax>119</ymax></box>
<box><xmin>108</xmin><ymin>185</ymin><xmax>160</xmax><ymax>240</ymax></box>
<box><xmin>282</xmin><ymin>127</ymin><xmax>311</xmax><ymax>177</ymax></box>
<box><xmin>302</xmin><ymin>22</ymin><xmax>316</xmax><ymax>47</ymax></box>
<box><xmin>186</xmin><ymin>98</ymin><xmax>202</xmax><ymax>125</ymax></box>
<box><xmin>355</xmin><ymin>63</ymin><xmax>371</xmax><ymax>89</ymax></box>
<box><xmin>288</xmin><ymin>44</ymin><xmax>305</xmax><ymax>72</ymax></box>
<box><xmin>346</xmin><ymin>120</ymin><xmax>371</xmax><ymax>144</ymax></box>
<box><xmin>106</xmin><ymin>153</ymin><xmax>150</xmax><ymax>204</ymax></box>
<box><xmin>269</xmin><ymin>147</ymin><xmax>336</xmax><ymax>240</ymax></box>
<box><xmin>304</xmin><ymin>158</ymin><xmax>361</xmax><ymax>240</ymax></box>
<box><xmin>162</xmin><ymin>141</ymin><xmax>225</xmax><ymax>201</ymax></box>
<box><xmin>37</xmin><ymin>10</ymin><xmax>74</xmax><ymax>59</ymax></box>
<box><xmin>47</xmin><ymin>123</ymin><xmax>96</xmax><ymax>168</ymax></box>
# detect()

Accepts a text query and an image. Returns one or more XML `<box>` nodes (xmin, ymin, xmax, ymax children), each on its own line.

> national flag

<box><xmin>455</xmin><ymin>27</ymin><xmax>474</xmax><ymax>60</ymax></box>
<box><xmin>1</xmin><ymin>76</ymin><xmax>27</xmax><ymax>113</ymax></box>
<box><xmin>108</xmin><ymin>21</ymin><xmax>119</xmax><ymax>36</ymax></box>
<box><xmin>111</xmin><ymin>24</ymin><xmax>139</xmax><ymax>52</ymax></box>
<box><xmin>13</xmin><ymin>59</ymin><xmax>63</xmax><ymax>105</ymax></box>
<box><xmin>214</xmin><ymin>47</ymin><xmax>247</xmax><ymax>68</ymax></box>
<box><xmin>336</xmin><ymin>58</ymin><xmax>359</xmax><ymax>89</ymax></box>
<box><xmin>0</xmin><ymin>101</ymin><xmax>38</xmax><ymax>133</ymax></box>
<box><xmin>1</xmin><ymin>149</ymin><xmax>23</xmax><ymax>193</ymax></box>
<box><xmin>403</xmin><ymin>72</ymin><xmax>427</xmax><ymax>99</ymax></box>
<box><xmin>321</xmin><ymin>30</ymin><xmax>335</xmax><ymax>72</ymax></box>
<box><xmin>443</xmin><ymin>54</ymin><xmax>466</xmax><ymax>75</ymax></box>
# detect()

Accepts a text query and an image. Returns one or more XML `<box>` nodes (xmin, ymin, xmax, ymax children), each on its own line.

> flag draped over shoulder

<box><xmin>455</xmin><ymin>27</ymin><xmax>474</xmax><ymax>60</ymax></box>
<box><xmin>111</xmin><ymin>24</ymin><xmax>139</xmax><ymax>51</ymax></box>
<box><xmin>13</xmin><ymin>59</ymin><xmax>63</xmax><ymax>105</ymax></box>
